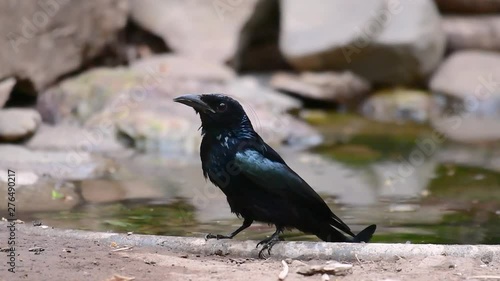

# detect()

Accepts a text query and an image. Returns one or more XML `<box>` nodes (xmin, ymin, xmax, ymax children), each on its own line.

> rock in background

<box><xmin>0</xmin><ymin>0</ymin><xmax>128</xmax><ymax>91</ymax></box>
<box><xmin>429</xmin><ymin>51</ymin><xmax>500</xmax><ymax>142</ymax></box>
<box><xmin>2</xmin><ymin>0</ymin><xmax>500</xmax><ymax>164</ymax></box>
<box><xmin>277</xmin><ymin>0</ymin><xmax>446</xmax><ymax>85</ymax></box>
<box><xmin>443</xmin><ymin>16</ymin><xmax>500</xmax><ymax>52</ymax></box>
<box><xmin>37</xmin><ymin>54</ymin><xmax>320</xmax><ymax>154</ymax></box>
<box><xmin>129</xmin><ymin>0</ymin><xmax>259</xmax><ymax>63</ymax></box>
<box><xmin>0</xmin><ymin>108</ymin><xmax>41</xmax><ymax>141</ymax></box>
<box><xmin>270</xmin><ymin>71</ymin><xmax>371</xmax><ymax>104</ymax></box>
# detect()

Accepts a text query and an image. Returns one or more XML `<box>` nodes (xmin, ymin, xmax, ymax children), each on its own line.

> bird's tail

<box><xmin>351</xmin><ymin>224</ymin><xmax>377</xmax><ymax>243</ymax></box>
<box><xmin>315</xmin><ymin>224</ymin><xmax>376</xmax><ymax>243</ymax></box>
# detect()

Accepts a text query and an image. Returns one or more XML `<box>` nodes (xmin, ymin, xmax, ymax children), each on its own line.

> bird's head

<box><xmin>174</xmin><ymin>94</ymin><xmax>253</xmax><ymax>134</ymax></box>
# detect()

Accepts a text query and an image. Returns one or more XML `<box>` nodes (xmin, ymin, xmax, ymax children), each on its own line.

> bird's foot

<box><xmin>256</xmin><ymin>236</ymin><xmax>280</xmax><ymax>259</ymax></box>
<box><xmin>204</xmin><ymin>233</ymin><xmax>232</xmax><ymax>241</ymax></box>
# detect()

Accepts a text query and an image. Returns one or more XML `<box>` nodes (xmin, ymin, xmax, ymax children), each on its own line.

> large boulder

<box><xmin>106</xmin><ymin>76</ymin><xmax>320</xmax><ymax>153</ymax></box>
<box><xmin>129</xmin><ymin>0</ymin><xmax>258</xmax><ymax>63</ymax></box>
<box><xmin>37</xmin><ymin>55</ymin><xmax>234</xmax><ymax>125</ymax></box>
<box><xmin>0</xmin><ymin>0</ymin><xmax>128</xmax><ymax>91</ymax></box>
<box><xmin>429</xmin><ymin>51</ymin><xmax>500</xmax><ymax>142</ymax></box>
<box><xmin>37</xmin><ymin>55</ymin><xmax>319</xmax><ymax>154</ymax></box>
<box><xmin>442</xmin><ymin>16</ymin><xmax>500</xmax><ymax>52</ymax></box>
<box><xmin>278</xmin><ymin>0</ymin><xmax>445</xmax><ymax>85</ymax></box>
<box><xmin>37</xmin><ymin>67</ymin><xmax>146</xmax><ymax>124</ymax></box>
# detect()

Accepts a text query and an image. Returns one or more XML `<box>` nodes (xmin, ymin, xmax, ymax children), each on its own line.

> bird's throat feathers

<box><xmin>200</xmin><ymin>114</ymin><xmax>256</xmax><ymax>141</ymax></box>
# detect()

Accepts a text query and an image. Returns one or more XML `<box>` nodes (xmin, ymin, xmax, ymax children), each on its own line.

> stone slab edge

<box><xmin>8</xmin><ymin>223</ymin><xmax>499</xmax><ymax>262</ymax></box>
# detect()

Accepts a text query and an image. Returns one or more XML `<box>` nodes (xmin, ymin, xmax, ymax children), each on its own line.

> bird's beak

<box><xmin>173</xmin><ymin>94</ymin><xmax>216</xmax><ymax>114</ymax></box>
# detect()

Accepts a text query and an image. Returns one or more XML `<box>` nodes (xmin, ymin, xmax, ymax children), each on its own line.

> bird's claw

<box><xmin>257</xmin><ymin>240</ymin><xmax>277</xmax><ymax>259</ymax></box>
<box><xmin>256</xmin><ymin>236</ymin><xmax>280</xmax><ymax>259</ymax></box>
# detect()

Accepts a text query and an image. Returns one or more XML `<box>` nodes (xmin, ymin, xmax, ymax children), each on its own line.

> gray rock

<box><xmin>37</xmin><ymin>57</ymin><xmax>319</xmax><ymax>153</ymax></box>
<box><xmin>430</xmin><ymin>51</ymin><xmax>500</xmax><ymax>104</ymax></box>
<box><xmin>110</xmin><ymin>77</ymin><xmax>321</xmax><ymax>154</ymax></box>
<box><xmin>130</xmin><ymin>54</ymin><xmax>235</xmax><ymax>81</ymax></box>
<box><xmin>110</xmin><ymin>92</ymin><xmax>202</xmax><ymax>154</ymax></box>
<box><xmin>0</xmin><ymin>0</ymin><xmax>128</xmax><ymax>91</ymax></box>
<box><xmin>443</xmin><ymin>16</ymin><xmax>500</xmax><ymax>52</ymax></box>
<box><xmin>0</xmin><ymin>145</ymin><xmax>114</xmax><ymax>180</ymax></box>
<box><xmin>435</xmin><ymin>0</ymin><xmax>500</xmax><ymax>14</ymax></box>
<box><xmin>279</xmin><ymin>0</ymin><xmax>445</xmax><ymax>85</ymax></box>
<box><xmin>26</xmin><ymin>124</ymin><xmax>126</xmax><ymax>153</ymax></box>
<box><xmin>37</xmin><ymin>67</ymin><xmax>145</xmax><ymax>124</ymax></box>
<box><xmin>0</xmin><ymin>77</ymin><xmax>16</xmax><ymax>108</ymax></box>
<box><xmin>360</xmin><ymin>88</ymin><xmax>431</xmax><ymax>123</ymax></box>
<box><xmin>0</xmin><ymin>108</ymin><xmax>41</xmax><ymax>141</ymax></box>
<box><xmin>129</xmin><ymin>0</ymin><xmax>258</xmax><ymax>62</ymax></box>
<box><xmin>429</xmin><ymin>51</ymin><xmax>500</xmax><ymax>142</ymax></box>
<box><xmin>431</xmin><ymin>115</ymin><xmax>500</xmax><ymax>143</ymax></box>
<box><xmin>38</xmin><ymin>56</ymin><xmax>234</xmax><ymax>125</ymax></box>
<box><xmin>270</xmin><ymin>71</ymin><xmax>370</xmax><ymax>104</ymax></box>
<box><xmin>36</xmin><ymin>58</ymin><xmax>232</xmax><ymax>154</ymax></box>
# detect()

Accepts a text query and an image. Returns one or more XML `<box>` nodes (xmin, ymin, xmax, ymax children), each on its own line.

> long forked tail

<box><xmin>351</xmin><ymin>224</ymin><xmax>377</xmax><ymax>243</ymax></box>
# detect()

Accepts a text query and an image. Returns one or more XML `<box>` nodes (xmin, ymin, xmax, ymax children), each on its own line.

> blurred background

<box><xmin>0</xmin><ymin>0</ymin><xmax>499</xmax><ymax>244</ymax></box>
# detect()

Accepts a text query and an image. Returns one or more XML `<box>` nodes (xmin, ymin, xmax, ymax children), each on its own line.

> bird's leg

<box><xmin>205</xmin><ymin>218</ymin><xmax>253</xmax><ymax>240</ymax></box>
<box><xmin>257</xmin><ymin>226</ymin><xmax>283</xmax><ymax>259</ymax></box>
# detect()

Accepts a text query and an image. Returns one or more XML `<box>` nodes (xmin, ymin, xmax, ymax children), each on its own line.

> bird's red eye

<box><xmin>217</xmin><ymin>102</ymin><xmax>227</xmax><ymax>112</ymax></box>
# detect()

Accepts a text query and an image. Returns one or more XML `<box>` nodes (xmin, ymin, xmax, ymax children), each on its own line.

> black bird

<box><xmin>174</xmin><ymin>94</ymin><xmax>376</xmax><ymax>257</ymax></box>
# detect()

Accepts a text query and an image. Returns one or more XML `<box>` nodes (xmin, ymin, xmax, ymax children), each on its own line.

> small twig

<box><xmin>104</xmin><ymin>274</ymin><xmax>136</xmax><ymax>281</ymax></box>
<box><xmin>467</xmin><ymin>276</ymin><xmax>500</xmax><ymax>280</ymax></box>
<box><xmin>111</xmin><ymin>246</ymin><xmax>134</xmax><ymax>252</ymax></box>
<box><xmin>354</xmin><ymin>254</ymin><xmax>363</xmax><ymax>268</ymax></box>
<box><xmin>278</xmin><ymin>260</ymin><xmax>289</xmax><ymax>280</ymax></box>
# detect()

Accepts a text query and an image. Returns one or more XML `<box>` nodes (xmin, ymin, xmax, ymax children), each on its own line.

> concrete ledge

<box><xmin>12</xmin><ymin>223</ymin><xmax>500</xmax><ymax>262</ymax></box>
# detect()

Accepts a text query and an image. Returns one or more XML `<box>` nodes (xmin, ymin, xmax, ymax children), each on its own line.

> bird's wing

<box><xmin>234</xmin><ymin>147</ymin><xmax>353</xmax><ymax>235</ymax></box>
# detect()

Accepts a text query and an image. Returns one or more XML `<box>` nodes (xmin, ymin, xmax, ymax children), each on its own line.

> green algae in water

<box><xmin>426</xmin><ymin>165</ymin><xmax>500</xmax><ymax>203</ymax></box>
<box><xmin>372</xmin><ymin>208</ymin><xmax>500</xmax><ymax>244</ymax></box>
<box><xmin>101</xmin><ymin>202</ymin><xmax>196</xmax><ymax>235</ymax></box>
<box><xmin>305</xmin><ymin>112</ymin><xmax>433</xmax><ymax>166</ymax></box>
<box><xmin>42</xmin><ymin>200</ymin><xmax>197</xmax><ymax>236</ymax></box>
<box><xmin>315</xmin><ymin>144</ymin><xmax>382</xmax><ymax>166</ymax></box>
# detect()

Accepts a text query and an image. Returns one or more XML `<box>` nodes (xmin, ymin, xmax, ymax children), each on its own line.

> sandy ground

<box><xmin>0</xmin><ymin>230</ymin><xmax>499</xmax><ymax>281</ymax></box>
